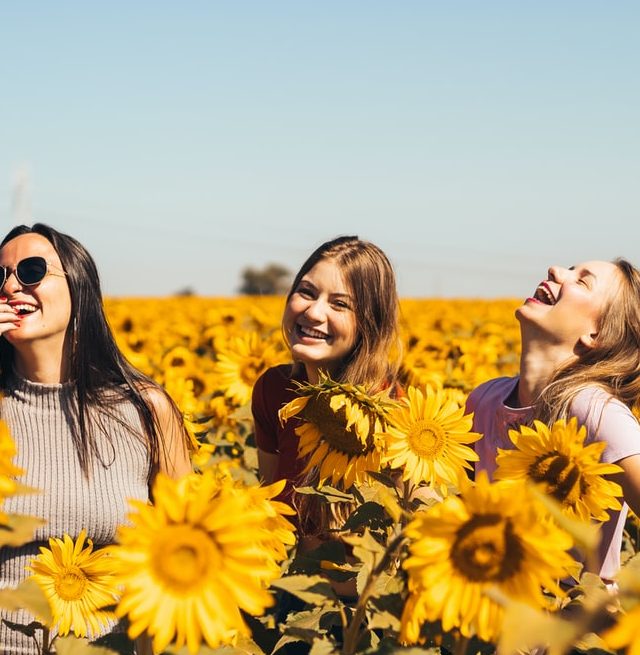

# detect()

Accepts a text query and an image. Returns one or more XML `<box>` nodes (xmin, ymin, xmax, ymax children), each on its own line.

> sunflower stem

<box><xmin>337</xmin><ymin>602</ymin><xmax>349</xmax><ymax>636</ymax></box>
<box><xmin>340</xmin><ymin>532</ymin><xmax>407</xmax><ymax>655</ymax></box>
<box><xmin>41</xmin><ymin>626</ymin><xmax>50</xmax><ymax>655</ymax></box>
<box><xmin>401</xmin><ymin>480</ymin><xmax>414</xmax><ymax>527</ymax></box>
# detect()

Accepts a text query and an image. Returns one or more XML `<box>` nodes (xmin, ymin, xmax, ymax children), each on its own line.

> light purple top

<box><xmin>466</xmin><ymin>376</ymin><xmax>640</xmax><ymax>580</ymax></box>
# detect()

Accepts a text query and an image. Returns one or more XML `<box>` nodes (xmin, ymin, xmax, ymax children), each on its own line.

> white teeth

<box><xmin>534</xmin><ymin>286</ymin><xmax>555</xmax><ymax>305</ymax></box>
<box><xmin>12</xmin><ymin>304</ymin><xmax>37</xmax><ymax>314</ymax></box>
<box><xmin>299</xmin><ymin>325</ymin><xmax>329</xmax><ymax>339</ymax></box>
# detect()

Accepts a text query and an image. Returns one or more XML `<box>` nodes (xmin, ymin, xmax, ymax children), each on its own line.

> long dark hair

<box><xmin>0</xmin><ymin>223</ymin><xmax>186</xmax><ymax>484</ymax></box>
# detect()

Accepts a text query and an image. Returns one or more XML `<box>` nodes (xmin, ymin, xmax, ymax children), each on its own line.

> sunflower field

<box><xmin>1</xmin><ymin>296</ymin><xmax>639</xmax><ymax>655</ymax></box>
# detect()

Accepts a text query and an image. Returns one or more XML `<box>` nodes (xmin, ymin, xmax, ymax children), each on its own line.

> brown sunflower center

<box><xmin>528</xmin><ymin>452</ymin><xmax>585</xmax><ymax>506</ymax></box>
<box><xmin>152</xmin><ymin>525</ymin><xmax>217</xmax><ymax>592</ymax></box>
<box><xmin>54</xmin><ymin>566</ymin><xmax>88</xmax><ymax>601</ymax></box>
<box><xmin>241</xmin><ymin>358</ymin><xmax>266</xmax><ymax>386</ymax></box>
<box><xmin>451</xmin><ymin>513</ymin><xmax>523</xmax><ymax>582</ymax></box>
<box><xmin>407</xmin><ymin>419</ymin><xmax>446</xmax><ymax>459</ymax></box>
<box><xmin>303</xmin><ymin>394</ymin><xmax>372</xmax><ymax>455</ymax></box>
<box><xmin>187</xmin><ymin>376</ymin><xmax>206</xmax><ymax>397</ymax></box>
<box><xmin>130</xmin><ymin>338</ymin><xmax>145</xmax><ymax>353</ymax></box>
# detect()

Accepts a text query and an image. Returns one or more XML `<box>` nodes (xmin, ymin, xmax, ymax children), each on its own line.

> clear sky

<box><xmin>1</xmin><ymin>2</ymin><xmax>638</xmax><ymax>298</ymax></box>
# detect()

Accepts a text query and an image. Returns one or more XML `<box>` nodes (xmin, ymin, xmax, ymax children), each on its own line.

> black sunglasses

<box><xmin>0</xmin><ymin>256</ymin><xmax>66</xmax><ymax>291</ymax></box>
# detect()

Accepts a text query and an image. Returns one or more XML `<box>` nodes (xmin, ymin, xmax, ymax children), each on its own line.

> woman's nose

<box><xmin>547</xmin><ymin>265</ymin><xmax>567</xmax><ymax>282</ymax></box>
<box><xmin>2</xmin><ymin>271</ymin><xmax>21</xmax><ymax>294</ymax></box>
<box><xmin>304</xmin><ymin>299</ymin><xmax>325</xmax><ymax>321</ymax></box>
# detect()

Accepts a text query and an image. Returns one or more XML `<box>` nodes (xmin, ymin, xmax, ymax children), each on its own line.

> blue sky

<box><xmin>1</xmin><ymin>2</ymin><xmax>638</xmax><ymax>297</ymax></box>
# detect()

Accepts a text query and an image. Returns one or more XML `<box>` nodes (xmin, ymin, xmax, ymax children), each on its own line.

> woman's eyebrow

<box><xmin>298</xmin><ymin>278</ymin><xmax>317</xmax><ymax>288</ymax></box>
<box><xmin>569</xmin><ymin>265</ymin><xmax>597</xmax><ymax>280</ymax></box>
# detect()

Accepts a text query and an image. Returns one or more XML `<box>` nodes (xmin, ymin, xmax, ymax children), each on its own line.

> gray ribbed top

<box><xmin>0</xmin><ymin>374</ymin><xmax>150</xmax><ymax>654</ymax></box>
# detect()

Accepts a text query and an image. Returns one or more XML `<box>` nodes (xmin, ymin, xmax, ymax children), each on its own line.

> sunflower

<box><xmin>0</xmin><ymin>419</ymin><xmax>26</xmax><ymax>523</ymax></box>
<box><xmin>188</xmin><ymin>463</ymin><xmax>296</xmax><ymax>560</ymax></box>
<box><xmin>494</xmin><ymin>417</ymin><xmax>623</xmax><ymax>522</ymax></box>
<box><xmin>245</xmin><ymin>479</ymin><xmax>297</xmax><ymax>560</ymax></box>
<box><xmin>214</xmin><ymin>332</ymin><xmax>287</xmax><ymax>406</ymax></box>
<box><xmin>401</xmin><ymin>472</ymin><xmax>577</xmax><ymax>644</ymax></box>
<box><xmin>278</xmin><ymin>372</ymin><xmax>395</xmax><ymax>489</ymax></box>
<box><xmin>111</xmin><ymin>471</ymin><xmax>294</xmax><ymax>654</ymax></box>
<box><xmin>27</xmin><ymin>530</ymin><xmax>118</xmax><ymax>639</ymax></box>
<box><xmin>604</xmin><ymin>605</ymin><xmax>640</xmax><ymax>655</ymax></box>
<box><xmin>380</xmin><ymin>385</ymin><xmax>481</xmax><ymax>496</ymax></box>
<box><xmin>602</xmin><ymin>553</ymin><xmax>640</xmax><ymax>655</ymax></box>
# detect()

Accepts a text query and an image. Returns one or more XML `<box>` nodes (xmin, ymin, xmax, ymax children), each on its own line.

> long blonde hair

<box><xmin>535</xmin><ymin>258</ymin><xmax>640</xmax><ymax>424</ymax></box>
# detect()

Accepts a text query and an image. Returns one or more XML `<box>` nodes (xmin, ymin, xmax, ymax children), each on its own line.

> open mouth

<box><xmin>10</xmin><ymin>303</ymin><xmax>38</xmax><ymax>316</ymax></box>
<box><xmin>296</xmin><ymin>324</ymin><xmax>330</xmax><ymax>341</ymax></box>
<box><xmin>533</xmin><ymin>282</ymin><xmax>556</xmax><ymax>306</ymax></box>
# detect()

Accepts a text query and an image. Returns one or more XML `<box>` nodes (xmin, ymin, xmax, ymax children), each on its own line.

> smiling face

<box><xmin>517</xmin><ymin>260</ymin><xmax>623</xmax><ymax>351</ymax></box>
<box><xmin>0</xmin><ymin>233</ymin><xmax>72</xmax><ymax>351</ymax></box>
<box><xmin>283</xmin><ymin>258</ymin><xmax>358</xmax><ymax>381</ymax></box>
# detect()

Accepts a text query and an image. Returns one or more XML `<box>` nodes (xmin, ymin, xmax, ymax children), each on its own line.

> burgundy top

<box><xmin>252</xmin><ymin>364</ymin><xmax>308</xmax><ymax>504</ymax></box>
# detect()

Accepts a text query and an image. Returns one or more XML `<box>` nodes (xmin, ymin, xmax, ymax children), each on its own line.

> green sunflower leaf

<box><xmin>0</xmin><ymin>578</ymin><xmax>52</xmax><ymax>624</ymax></box>
<box><xmin>271</xmin><ymin>575</ymin><xmax>338</xmax><ymax>605</ymax></box>
<box><xmin>294</xmin><ymin>486</ymin><xmax>356</xmax><ymax>503</ymax></box>
<box><xmin>0</xmin><ymin>514</ymin><xmax>45</xmax><ymax>547</ymax></box>
<box><xmin>342</xmin><ymin>501</ymin><xmax>391</xmax><ymax>531</ymax></box>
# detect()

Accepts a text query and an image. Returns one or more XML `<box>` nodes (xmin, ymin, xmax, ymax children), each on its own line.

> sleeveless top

<box><xmin>0</xmin><ymin>373</ymin><xmax>150</xmax><ymax>654</ymax></box>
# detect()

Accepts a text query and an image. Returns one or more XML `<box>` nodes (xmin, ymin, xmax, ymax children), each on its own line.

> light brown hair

<box><xmin>285</xmin><ymin>235</ymin><xmax>402</xmax><ymax>393</ymax></box>
<box><xmin>286</xmin><ymin>236</ymin><xmax>402</xmax><ymax>537</ymax></box>
<box><xmin>536</xmin><ymin>258</ymin><xmax>640</xmax><ymax>423</ymax></box>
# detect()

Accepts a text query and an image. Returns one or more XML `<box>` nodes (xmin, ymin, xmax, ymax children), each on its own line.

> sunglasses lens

<box><xmin>16</xmin><ymin>257</ymin><xmax>48</xmax><ymax>285</ymax></box>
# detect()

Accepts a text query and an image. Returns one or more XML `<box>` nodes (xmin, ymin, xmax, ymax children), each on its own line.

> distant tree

<box><xmin>239</xmin><ymin>263</ymin><xmax>292</xmax><ymax>295</ymax></box>
<box><xmin>174</xmin><ymin>286</ymin><xmax>196</xmax><ymax>297</ymax></box>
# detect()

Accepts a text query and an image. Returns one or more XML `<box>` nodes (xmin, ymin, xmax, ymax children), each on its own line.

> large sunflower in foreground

<box><xmin>246</xmin><ymin>479</ymin><xmax>297</xmax><ymax>560</ymax></box>
<box><xmin>494</xmin><ymin>417</ymin><xmax>623</xmax><ymax>522</ymax></box>
<box><xmin>189</xmin><ymin>462</ymin><xmax>297</xmax><ymax>560</ymax></box>
<box><xmin>380</xmin><ymin>385</ymin><xmax>481</xmax><ymax>496</ymax></box>
<box><xmin>278</xmin><ymin>372</ymin><xmax>396</xmax><ymax>489</ymax></box>
<box><xmin>27</xmin><ymin>530</ymin><xmax>118</xmax><ymax>639</ymax></box>
<box><xmin>111</xmin><ymin>471</ymin><xmax>295</xmax><ymax>654</ymax></box>
<box><xmin>401</xmin><ymin>472</ymin><xmax>577</xmax><ymax>644</ymax></box>
<box><xmin>0</xmin><ymin>419</ymin><xmax>25</xmax><ymax>521</ymax></box>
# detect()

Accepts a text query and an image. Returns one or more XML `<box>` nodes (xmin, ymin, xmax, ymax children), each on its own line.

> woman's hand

<box><xmin>0</xmin><ymin>296</ymin><xmax>20</xmax><ymax>337</ymax></box>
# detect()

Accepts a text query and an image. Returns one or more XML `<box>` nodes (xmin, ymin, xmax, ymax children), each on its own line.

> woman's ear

<box><xmin>578</xmin><ymin>331</ymin><xmax>598</xmax><ymax>351</ymax></box>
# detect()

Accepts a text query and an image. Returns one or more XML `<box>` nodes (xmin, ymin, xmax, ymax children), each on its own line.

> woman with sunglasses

<box><xmin>0</xmin><ymin>224</ymin><xmax>192</xmax><ymax>653</ymax></box>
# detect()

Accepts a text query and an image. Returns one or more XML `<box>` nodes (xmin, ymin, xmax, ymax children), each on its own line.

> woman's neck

<box><xmin>13</xmin><ymin>343</ymin><xmax>69</xmax><ymax>384</ymax></box>
<box><xmin>304</xmin><ymin>364</ymin><xmax>320</xmax><ymax>385</ymax></box>
<box><xmin>303</xmin><ymin>362</ymin><xmax>341</xmax><ymax>385</ymax></box>
<box><xmin>518</xmin><ymin>339</ymin><xmax>574</xmax><ymax>407</ymax></box>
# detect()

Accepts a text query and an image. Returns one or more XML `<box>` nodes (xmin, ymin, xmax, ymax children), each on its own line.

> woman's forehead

<box><xmin>0</xmin><ymin>233</ymin><xmax>60</xmax><ymax>263</ymax></box>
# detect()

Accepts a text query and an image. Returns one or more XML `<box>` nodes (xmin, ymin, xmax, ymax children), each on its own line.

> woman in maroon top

<box><xmin>251</xmin><ymin>235</ymin><xmax>402</xmax><ymax>523</ymax></box>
